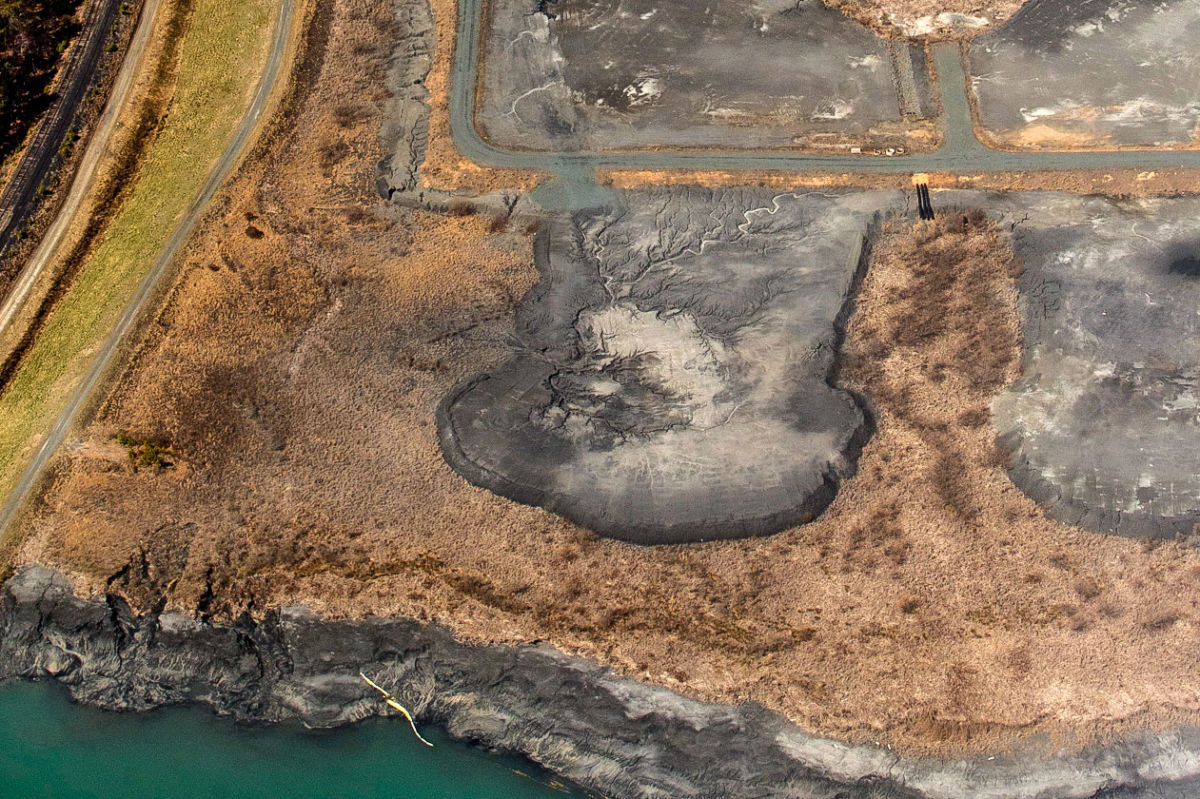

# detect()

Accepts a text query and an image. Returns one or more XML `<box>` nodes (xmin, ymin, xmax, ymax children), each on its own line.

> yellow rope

<box><xmin>360</xmin><ymin>671</ymin><xmax>435</xmax><ymax>747</ymax></box>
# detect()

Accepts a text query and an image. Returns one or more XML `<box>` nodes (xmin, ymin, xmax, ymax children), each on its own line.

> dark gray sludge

<box><xmin>478</xmin><ymin>0</ymin><xmax>932</xmax><ymax>151</ymax></box>
<box><xmin>988</xmin><ymin>193</ymin><xmax>1200</xmax><ymax>538</ymax></box>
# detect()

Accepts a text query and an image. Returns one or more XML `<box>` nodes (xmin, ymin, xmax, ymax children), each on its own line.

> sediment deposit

<box><xmin>441</xmin><ymin>188</ymin><xmax>898</xmax><ymax>543</ymax></box>
<box><xmin>993</xmin><ymin>193</ymin><xmax>1200</xmax><ymax>537</ymax></box>
<box><xmin>968</xmin><ymin>0</ymin><xmax>1200</xmax><ymax>149</ymax></box>
<box><xmin>478</xmin><ymin>0</ymin><xmax>935</xmax><ymax>152</ymax></box>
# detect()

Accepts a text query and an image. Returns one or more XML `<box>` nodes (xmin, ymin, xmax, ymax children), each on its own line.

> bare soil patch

<box><xmin>828</xmin><ymin>0</ymin><xmax>1027</xmax><ymax>39</ymax></box>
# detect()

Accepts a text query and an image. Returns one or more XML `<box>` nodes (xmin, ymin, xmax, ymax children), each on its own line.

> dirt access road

<box><xmin>0</xmin><ymin>0</ymin><xmax>297</xmax><ymax>535</ymax></box>
<box><xmin>0</xmin><ymin>0</ymin><xmax>161</xmax><ymax>346</ymax></box>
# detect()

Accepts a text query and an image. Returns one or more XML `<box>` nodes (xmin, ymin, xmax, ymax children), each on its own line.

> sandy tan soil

<box><xmin>12</xmin><ymin>0</ymin><xmax>1200</xmax><ymax>764</ymax></box>
<box><xmin>604</xmin><ymin>167</ymin><xmax>1200</xmax><ymax>198</ymax></box>
<box><xmin>828</xmin><ymin>0</ymin><xmax>1027</xmax><ymax>38</ymax></box>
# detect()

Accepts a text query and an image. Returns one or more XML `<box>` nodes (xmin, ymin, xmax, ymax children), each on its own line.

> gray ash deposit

<box><xmin>439</xmin><ymin>188</ymin><xmax>899</xmax><ymax>543</ymax></box>
<box><xmin>967</xmin><ymin>0</ymin><xmax>1200</xmax><ymax>148</ymax></box>
<box><xmin>990</xmin><ymin>193</ymin><xmax>1200</xmax><ymax>537</ymax></box>
<box><xmin>477</xmin><ymin>0</ymin><xmax>933</xmax><ymax>152</ymax></box>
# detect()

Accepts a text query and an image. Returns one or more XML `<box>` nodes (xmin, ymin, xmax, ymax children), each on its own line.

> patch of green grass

<box><xmin>115</xmin><ymin>433</ymin><xmax>171</xmax><ymax>471</ymax></box>
<box><xmin>0</xmin><ymin>0</ymin><xmax>277</xmax><ymax>496</ymax></box>
<box><xmin>56</xmin><ymin>126</ymin><xmax>77</xmax><ymax>159</ymax></box>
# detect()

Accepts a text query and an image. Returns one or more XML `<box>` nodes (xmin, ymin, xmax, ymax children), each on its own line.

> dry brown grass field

<box><xmin>11</xmin><ymin>0</ymin><xmax>1200</xmax><ymax>764</ymax></box>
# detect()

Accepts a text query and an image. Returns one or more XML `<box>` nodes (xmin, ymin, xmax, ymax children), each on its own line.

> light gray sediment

<box><xmin>982</xmin><ymin>192</ymin><xmax>1200</xmax><ymax>538</ymax></box>
<box><xmin>6</xmin><ymin>565</ymin><xmax>1200</xmax><ymax>799</ymax></box>
<box><xmin>967</xmin><ymin>0</ymin><xmax>1200</xmax><ymax>148</ymax></box>
<box><xmin>477</xmin><ymin>0</ymin><xmax>933</xmax><ymax>152</ymax></box>
<box><xmin>432</xmin><ymin>185</ymin><xmax>1200</xmax><ymax>542</ymax></box>
<box><xmin>439</xmin><ymin>187</ymin><xmax>899</xmax><ymax>544</ymax></box>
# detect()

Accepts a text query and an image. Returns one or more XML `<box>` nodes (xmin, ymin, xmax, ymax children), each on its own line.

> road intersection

<box><xmin>451</xmin><ymin>0</ymin><xmax>1200</xmax><ymax>205</ymax></box>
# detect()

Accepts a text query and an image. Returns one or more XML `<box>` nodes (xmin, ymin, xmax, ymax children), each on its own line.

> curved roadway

<box><xmin>450</xmin><ymin>0</ymin><xmax>1200</xmax><ymax>191</ymax></box>
<box><xmin>0</xmin><ymin>0</ymin><xmax>296</xmax><ymax>535</ymax></box>
<box><xmin>0</xmin><ymin>0</ymin><xmax>162</xmax><ymax>345</ymax></box>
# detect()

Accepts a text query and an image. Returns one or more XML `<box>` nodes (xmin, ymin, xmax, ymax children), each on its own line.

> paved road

<box><xmin>0</xmin><ymin>0</ymin><xmax>124</xmax><ymax>256</ymax></box>
<box><xmin>450</xmin><ymin>0</ymin><xmax>1200</xmax><ymax>198</ymax></box>
<box><xmin>0</xmin><ymin>0</ymin><xmax>296</xmax><ymax>535</ymax></box>
<box><xmin>0</xmin><ymin>0</ymin><xmax>162</xmax><ymax>345</ymax></box>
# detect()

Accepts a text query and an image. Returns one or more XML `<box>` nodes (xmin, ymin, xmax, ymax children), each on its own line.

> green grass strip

<box><xmin>0</xmin><ymin>0</ymin><xmax>275</xmax><ymax>495</ymax></box>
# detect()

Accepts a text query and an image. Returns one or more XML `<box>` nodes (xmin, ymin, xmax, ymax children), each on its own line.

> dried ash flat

<box><xmin>440</xmin><ymin>187</ymin><xmax>900</xmax><ymax>543</ymax></box>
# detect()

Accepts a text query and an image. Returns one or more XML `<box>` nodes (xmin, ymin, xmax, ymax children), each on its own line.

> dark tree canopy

<box><xmin>0</xmin><ymin>0</ymin><xmax>86</xmax><ymax>159</ymax></box>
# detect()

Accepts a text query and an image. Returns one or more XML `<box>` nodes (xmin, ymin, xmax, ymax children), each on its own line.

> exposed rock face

<box><xmin>376</xmin><ymin>0</ymin><xmax>434</xmax><ymax>197</ymax></box>
<box><xmin>967</xmin><ymin>0</ymin><xmax>1200</xmax><ymax>148</ymax></box>
<box><xmin>7</xmin><ymin>565</ymin><xmax>1200</xmax><ymax>799</ymax></box>
<box><xmin>990</xmin><ymin>193</ymin><xmax>1200</xmax><ymax>538</ymax></box>
<box><xmin>477</xmin><ymin>0</ymin><xmax>933</xmax><ymax>151</ymax></box>
<box><xmin>0</xmin><ymin>566</ymin><xmax>916</xmax><ymax>799</ymax></box>
<box><xmin>439</xmin><ymin>188</ymin><xmax>899</xmax><ymax>544</ymax></box>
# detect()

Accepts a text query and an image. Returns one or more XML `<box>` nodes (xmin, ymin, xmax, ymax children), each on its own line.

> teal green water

<box><xmin>0</xmin><ymin>680</ymin><xmax>590</xmax><ymax>799</ymax></box>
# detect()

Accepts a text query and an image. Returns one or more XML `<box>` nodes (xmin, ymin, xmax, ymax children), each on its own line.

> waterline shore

<box><xmin>4</xmin><ymin>565</ymin><xmax>1200</xmax><ymax>799</ymax></box>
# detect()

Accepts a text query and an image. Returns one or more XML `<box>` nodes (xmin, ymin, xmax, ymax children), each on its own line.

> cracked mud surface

<box><xmin>440</xmin><ymin>188</ymin><xmax>899</xmax><ymax>543</ymax></box>
<box><xmin>968</xmin><ymin>0</ymin><xmax>1200</xmax><ymax>149</ymax></box>
<box><xmin>477</xmin><ymin>0</ymin><xmax>935</xmax><ymax>152</ymax></box>
<box><xmin>990</xmin><ymin>193</ymin><xmax>1200</xmax><ymax>537</ymax></box>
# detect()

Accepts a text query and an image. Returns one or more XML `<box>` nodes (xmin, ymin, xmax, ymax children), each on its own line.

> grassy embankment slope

<box><xmin>0</xmin><ymin>0</ymin><xmax>277</xmax><ymax>497</ymax></box>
